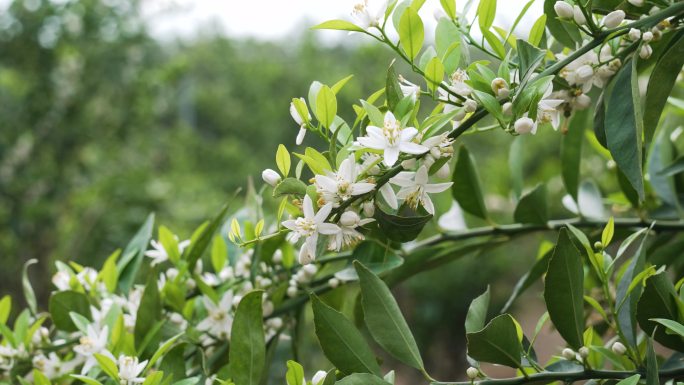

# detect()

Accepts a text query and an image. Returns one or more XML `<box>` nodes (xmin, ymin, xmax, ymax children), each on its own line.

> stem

<box><xmin>432</xmin><ymin>367</ymin><xmax>684</xmax><ymax>385</ymax></box>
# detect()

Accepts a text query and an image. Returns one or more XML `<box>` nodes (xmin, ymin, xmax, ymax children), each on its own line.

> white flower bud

<box><xmin>436</xmin><ymin>163</ymin><xmax>451</xmax><ymax>179</ymax></box>
<box><xmin>554</xmin><ymin>1</ymin><xmax>574</xmax><ymax>18</ymax></box>
<box><xmin>573</xmin><ymin>6</ymin><xmax>587</xmax><ymax>25</ymax></box>
<box><xmin>491</xmin><ymin>77</ymin><xmax>509</xmax><ymax>98</ymax></box>
<box><xmin>454</xmin><ymin>109</ymin><xmax>466</xmax><ymax>121</ymax></box>
<box><xmin>579</xmin><ymin>347</ymin><xmax>590</xmax><ymax>358</ymax></box>
<box><xmin>603</xmin><ymin>10</ymin><xmax>625</xmax><ymax>29</ymax></box>
<box><xmin>362</xmin><ymin>200</ymin><xmax>375</xmax><ymax>217</ymax></box>
<box><xmin>296</xmin><ymin>127</ymin><xmax>307</xmax><ymax>145</ymax></box>
<box><xmin>612</xmin><ymin>342</ymin><xmax>627</xmax><ymax>355</ymax></box>
<box><xmin>574</xmin><ymin>94</ymin><xmax>591</xmax><ymax>110</ymax></box>
<box><xmin>642</xmin><ymin>31</ymin><xmax>653</xmax><ymax>42</ymax></box>
<box><xmin>290</xmin><ymin>97</ymin><xmax>309</xmax><ymax>125</ymax></box>
<box><xmin>466</xmin><ymin>367</ymin><xmax>479</xmax><ymax>380</ymax></box>
<box><xmin>649</xmin><ymin>6</ymin><xmax>660</xmax><ymax>15</ymax></box>
<box><xmin>286</xmin><ymin>285</ymin><xmax>298</xmax><ymax>298</ymax></box>
<box><xmin>562</xmin><ymin>348</ymin><xmax>576</xmax><ymax>360</ymax></box>
<box><xmin>628</xmin><ymin>0</ymin><xmax>644</xmax><ymax>6</ymax></box>
<box><xmin>628</xmin><ymin>28</ymin><xmax>641</xmax><ymax>41</ymax></box>
<box><xmin>575</xmin><ymin>64</ymin><xmax>594</xmax><ymax>82</ymax></box>
<box><xmin>303</xmin><ymin>264</ymin><xmax>318</xmax><ymax>276</ymax></box>
<box><xmin>514</xmin><ymin>117</ymin><xmax>535</xmax><ymax>135</ymax></box>
<box><xmin>328</xmin><ymin>277</ymin><xmax>340</xmax><ymax>288</ymax></box>
<box><xmin>639</xmin><ymin>44</ymin><xmax>653</xmax><ymax>59</ymax></box>
<box><xmin>340</xmin><ymin>210</ymin><xmax>361</xmax><ymax>227</ymax></box>
<box><xmin>401</xmin><ymin>158</ymin><xmax>417</xmax><ymax>169</ymax></box>
<box><xmin>312</xmin><ymin>371</ymin><xmax>328</xmax><ymax>385</ymax></box>
<box><xmin>502</xmin><ymin>102</ymin><xmax>513</xmax><ymax>115</ymax></box>
<box><xmin>261</xmin><ymin>168</ymin><xmax>281</xmax><ymax>187</ymax></box>
<box><xmin>232</xmin><ymin>295</ymin><xmax>243</xmax><ymax>308</ymax></box>
<box><xmin>272</xmin><ymin>249</ymin><xmax>283</xmax><ymax>263</ymax></box>
<box><xmin>464</xmin><ymin>99</ymin><xmax>478</xmax><ymax>113</ymax></box>
<box><xmin>262</xmin><ymin>300</ymin><xmax>274</xmax><ymax>317</ymax></box>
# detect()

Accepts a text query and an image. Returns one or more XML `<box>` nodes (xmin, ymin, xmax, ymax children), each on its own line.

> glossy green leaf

<box><xmin>117</xmin><ymin>213</ymin><xmax>155</xmax><ymax>293</ymax></box>
<box><xmin>605</xmin><ymin>60</ymin><xmax>644</xmax><ymax>201</ymax></box>
<box><xmin>452</xmin><ymin>146</ymin><xmax>488</xmax><ymax>220</ymax></box>
<box><xmin>276</xmin><ymin>144</ymin><xmax>291</xmax><ymax>177</ymax></box>
<box><xmin>286</xmin><ymin>360</ymin><xmax>305</xmax><ymax>385</ymax></box>
<box><xmin>374</xmin><ymin>205</ymin><xmax>432</xmax><ymax>243</ymax></box>
<box><xmin>477</xmin><ymin>0</ymin><xmax>496</xmax><ymax>32</ymax></box>
<box><xmin>335</xmin><ymin>374</ymin><xmax>391</xmax><ymax>385</ymax></box>
<box><xmin>95</xmin><ymin>353</ymin><xmax>119</xmax><ymax>380</ymax></box>
<box><xmin>616</xmin><ymin>230</ymin><xmax>648</xmax><ymax>348</ymax></box>
<box><xmin>528</xmin><ymin>15</ymin><xmax>546</xmax><ymax>47</ymax></box>
<box><xmin>315</xmin><ymin>85</ymin><xmax>337</xmax><ymax>129</ymax></box>
<box><xmin>646</xmin><ymin>337</ymin><xmax>659</xmax><ymax>385</ymax></box>
<box><xmin>311</xmin><ymin>295</ymin><xmax>381</xmax><ymax>376</ymax></box>
<box><xmin>516</xmin><ymin>40</ymin><xmax>545</xmax><ymax>85</ymax></box>
<box><xmin>483</xmin><ymin>30</ymin><xmax>505</xmax><ymax>58</ymax></box>
<box><xmin>134</xmin><ymin>272</ymin><xmax>162</xmax><ymax>349</ymax></box>
<box><xmin>637</xmin><ymin>273</ymin><xmax>684</xmax><ymax>351</ymax></box>
<box><xmin>465</xmin><ymin>286</ymin><xmax>490</xmax><ymax>333</ymax></box>
<box><xmin>657</xmin><ymin>155</ymin><xmax>684</xmax><ymax>177</ymax></box>
<box><xmin>311</xmin><ymin>20</ymin><xmax>366</xmax><ymax>33</ymax></box>
<box><xmin>561</xmin><ymin>109</ymin><xmax>588</xmax><ymax>203</ymax></box>
<box><xmin>544</xmin><ymin>228</ymin><xmax>584</xmax><ymax>349</ymax></box>
<box><xmin>183</xmin><ymin>197</ymin><xmax>234</xmax><ymax>270</ymax></box>
<box><xmin>466</xmin><ymin>314</ymin><xmax>522</xmax><ymax>368</ymax></box>
<box><xmin>355</xmin><ymin>261</ymin><xmax>424</xmax><ymax>371</ymax></box>
<box><xmin>543</xmin><ymin>0</ymin><xmax>581</xmax><ymax>47</ymax></box>
<box><xmin>651</xmin><ymin>318</ymin><xmax>684</xmax><ymax>338</ymax></box>
<box><xmin>602</xmin><ymin>217</ymin><xmax>614</xmax><ymax>247</ymax></box>
<box><xmin>273</xmin><ymin>178</ymin><xmax>307</xmax><ymax>198</ymax></box>
<box><xmin>435</xmin><ymin>19</ymin><xmax>462</xmax><ymax>74</ymax></box>
<box><xmin>386</xmin><ymin>65</ymin><xmax>404</xmax><ymax>111</ymax></box>
<box><xmin>513</xmin><ymin>184</ymin><xmax>548</xmax><ymax>225</ymax></box>
<box><xmin>616</xmin><ymin>374</ymin><xmax>640</xmax><ymax>385</ymax></box>
<box><xmin>48</xmin><ymin>291</ymin><xmax>91</xmax><ymax>332</ymax></box>
<box><xmin>398</xmin><ymin>7</ymin><xmax>424</xmax><ymax>60</ymax></box>
<box><xmin>229</xmin><ymin>291</ymin><xmax>265</xmax><ymax>385</ymax></box>
<box><xmin>425</xmin><ymin>56</ymin><xmax>444</xmax><ymax>93</ymax></box>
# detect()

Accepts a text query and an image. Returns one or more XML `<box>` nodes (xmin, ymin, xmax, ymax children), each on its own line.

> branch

<box><xmin>432</xmin><ymin>367</ymin><xmax>684</xmax><ymax>385</ymax></box>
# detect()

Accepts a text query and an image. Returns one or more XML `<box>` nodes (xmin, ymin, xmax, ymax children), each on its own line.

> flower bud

<box><xmin>639</xmin><ymin>44</ymin><xmax>653</xmax><ymax>59</ymax></box>
<box><xmin>466</xmin><ymin>367</ymin><xmax>479</xmax><ymax>380</ymax></box>
<box><xmin>286</xmin><ymin>285</ymin><xmax>298</xmax><ymax>298</ymax></box>
<box><xmin>642</xmin><ymin>31</ymin><xmax>653</xmax><ymax>42</ymax></box>
<box><xmin>612</xmin><ymin>342</ymin><xmax>627</xmax><ymax>355</ymax></box>
<box><xmin>491</xmin><ymin>77</ymin><xmax>509</xmax><ymax>98</ymax></box>
<box><xmin>649</xmin><ymin>6</ymin><xmax>660</xmax><ymax>15</ymax></box>
<box><xmin>454</xmin><ymin>109</ymin><xmax>466</xmax><ymax>121</ymax></box>
<box><xmin>573</xmin><ymin>6</ymin><xmax>587</xmax><ymax>25</ymax></box>
<box><xmin>232</xmin><ymin>295</ymin><xmax>243</xmax><ymax>308</ymax></box>
<box><xmin>464</xmin><ymin>99</ymin><xmax>478</xmax><ymax>113</ymax></box>
<box><xmin>628</xmin><ymin>0</ymin><xmax>644</xmax><ymax>6</ymax></box>
<box><xmin>575</xmin><ymin>64</ymin><xmax>594</xmax><ymax>82</ymax></box>
<box><xmin>628</xmin><ymin>28</ymin><xmax>641</xmax><ymax>41</ymax></box>
<box><xmin>261</xmin><ymin>168</ymin><xmax>281</xmax><ymax>187</ymax></box>
<box><xmin>603</xmin><ymin>10</ymin><xmax>625</xmax><ymax>29</ymax></box>
<box><xmin>514</xmin><ymin>117</ymin><xmax>535</xmax><ymax>135</ymax></box>
<box><xmin>574</xmin><ymin>94</ymin><xmax>591</xmax><ymax>110</ymax></box>
<box><xmin>594</xmin><ymin>241</ymin><xmax>604</xmax><ymax>250</ymax></box>
<box><xmin>401</xmin><ymin>158</ymin><xmax>417</xmax><ymax>169</ymax></box>
<box><xmin>362</xmin><ymin>201</ymin><xmax>375</xmax><ymax>217</ymax></box>
<box><xmin>436</xmin><ymin>163</ymin><xmax>451</xmax><ymax>179</ymax></box>
<box><xmin>562</xmin><ymin>348</ymin><xmax>576</xmax><ymax>360</ymax></box>
<box><xmin>303</xmin><ymin>264</ymin><xmax>318</xmax><ymax>276</ymax></box>
<box><xmin>312</xmin><ymin>371</ymin><xmax>328</xmax><ymax>385</ymax></box>
<box><xmin>273</xmin><ymin>249</ymin><xmax>283</xmax><ymax>263</ymax></box>
<box><xmin>554</xmin><ymin>1</ymin><xmax>574</xmax><ymax>19</ymax></box>
<box><xmin>262</xmin><ymin>300</ymin><xmax>274</xmax><ymax>317</ymax></box>
<box><xmin>340</xmin><ymin>210</ymin><xmax>361</xmax><ymax>227</ymax></box>
<box><xmin>296</xmin><ymin>127</ymin><xmax>307</xmax><ymax>145</ymax></box>
<box><xmin>579</xmin><ymin>347</ymin><xmax>590</xmax><ymax>358</ymax></box>
<box><xmin>328</xmin><ymin>277</ymin><xmax>340</xmax><ymax>288</ymax></box>
<box><xmin>502</xmin><ymin>102</ymin><xmax>513</xmax><ymax>115</ymax></box>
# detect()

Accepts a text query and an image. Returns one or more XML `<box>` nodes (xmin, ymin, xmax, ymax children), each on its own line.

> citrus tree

<box><xmin>2</xmin><ymin>0</ymin><xmax>684</xmax><ymax>384</ymax></box>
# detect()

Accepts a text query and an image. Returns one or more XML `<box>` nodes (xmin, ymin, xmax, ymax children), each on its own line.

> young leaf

<box><xmin>440</xmin><ymin>0</ymin><xmax>456</xmax><ymax>19</ymax></box>
<box><xmin>354</xmin><ymin>261</ymin><xmax>425</xmax><ymax>372</ymax></box>
<box><xmin>311</xmin><ymin>295</ymin><xmax>381</xmax><ymax>376</ymax></box>
<box><xmin>398</xmin><ymin>7</ymin><xmax>424</xmax><ymax>60</ymax></box>
<box><xmin>183</xmin><ymin>197</ymin><xmax>235</xmax><ymax>270</ymax></box>
<box><xmin>95</xmin><ymin>353</ymin><xmax>119</xmax><ymax>380</ymax></box>
<box><xmin>544</xmin><ymin>228</ymin><xmax>584</xmax><ymax>350</ymax></box>
<box><xmin>561</xmin><ymin>110</ymin><xmax>588</xmax><ymax>203</ymax></box>
<box><xmin>276</xmin><ymin>144</ymin><xmax>291</xmax><ymax>177</ymax></box>
<box><xmin>286</xmin><ymin>360</ymin><xmax>305</xmax><ymax>385</ymax></box>
<box><xmin>513</xmin><ymin>184</ymin><xmax>548</xmax><ymax>225</ymax></box>
<box><xmin>483</xmin><ymin>30</ymin><xmax>505</xmax><ymax>58</ymax></box>
<box><xmin>646</xmin><ymin>336</ymin><xmax>659</xmax><ymax>385</ymax></box>
<box><xmin>210</xmin><ymin>235</ymin><xmax>227</xmax><ymax>273</ymax></box>
<box><xmin>229</xmin><ymin>291</ymin><xmax>265</xmax><ymax>385</ymax></box>
<box><xmin>477</xmin><ymin>0</ymin><xmax>497</xmax><ymax>32</ymax></box>
<box><xmin>602</xmin><ymin>217</ymin><xmax>614</xmax><ymax>247</ymax></box>
<box><xmin>311</xmin><ymin>20</ymin><xmax>366</xmax><ymax>33</ymax></box>
<box><xmin>466</xmin><ymin>314</ymin><xmax>522</xmax><ymax>368</ymax></box>
<box><xmin>22</xmin><ymin>259</ymin><xmax>38</xmax><ymax>315</ymax></box>
<box><xmin>386</xmin><ymin>65</ymin><xmax>404</xmax><ymax>111</ymax></box>
<box><xmin>425</xmin><ymin>57</ymin><xmax>445</xmax><ymax>93</ymax></box>
<box><xmin>452</xmin><ymin>146</ymin><xmax>488</xmax><ymax>220</ymax></box>
<box><xmin>465</xmin><ymin>286</ymin><xmax>490</xmax><ymax>333</ymax></box>
<box><xmin>315</xmin><ymin>85</ymin><xmax>337</xmax><ymax>129</ymax></box>
<box><xmin>528</xmin><ymin>15</ymin><xmax>547</xmax><ymax>47</ymax></box>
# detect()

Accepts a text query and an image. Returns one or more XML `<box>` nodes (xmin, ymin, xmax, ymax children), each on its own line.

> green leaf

<box><xmin>440</xmin><ymin>0</ymin><xmax>456</xmax><ymax>19</ymax></box>
<box><xmin>0</xmin><ymin>296</ymin><xmax>11</xmax><ymax>325</ymax></box>
<box><xmin>335</xmin><ymin>374</ymin><xmax>391</xmax><ymax>385</ymax></box>
<box><xmin>637</xmin><ymin>273</ymin><xmax>684</xmax><ymax>351</ymax></box>
<box><xmin>273</xmin><ymin>178</ymin><xmax>307</xmax><ymax>198</ymax></box>
<box><xmin>615</xmin><ymin>230</ymin><xmax>648</xmax><ymax>348</ymax></box>
<box><xmin>311</xmin><ymin>295</ymin><xmax>381</xmax><ymax>376</ymax></box>
<box><xmin>528</xmin><ymin>15</ymin><xmax>546</xmax><ymax>47</ymax></box>
<box><xmin>425</xmin><ymin>57</ymin><xmax>444</xmax><ymax>93</ymax></box>
<box><xmin>543</xmin><ymin>0</ymin><xmax>581</xmax><ymax>47</ymax></box>
<box><xmin>148</xmin><ymin>333</ymin><xmax>183</xmax><ymax>368</ymax></box>
<box><xmin>336</xmin><ymin>241</ymin><xmax>403</xmax><ymax>281</ymax></box>
<box><xmin>69</xmin><ymin>312</ymin><xmax>91</xmax><ymax>334</ymax></box>
<box><xmin>398</xmin><ymin>7</ymin><xmax>424</xmax><ymax>60</ymax></box>
<box><xmin>466</xmin><ymin>314</ymin><xmax>522</xmax><ymax>368</ymax></box>
<box><xmin>386</xmin><ymin>64</ymin><xmax>404</xmax><ymax>111</ymax></box>
<box><xmin>435</xmin><ymin>19</ymin><xmax>462</xmax><ymax>74</ymax></box>
<box><xmin>183</xmin><ymin>197</ymin><xmax>235</xmax><ymax>270</ymax></box>
<box><xmin>48</xmin><ymin>291</ymin><xmax>91</xmax><ymax>332</ymax></box>
<box><xmin>159</xmin><ymin>226</ymin><xmax>180</xmax><ymax>265</ymax></box>
<box><xmin>315</xmin><ymin>85</ymin><xmax>337</xmax><ymax>129</ymax></box>
<box><xmin>229</xmin><ymin>291</ymin><xmax>265</xmax><ymax>385</ymax></box>
<box><xmin>483</xmin><ymin>30</ymin><xmax>505</xmax><ymax>58</ymax></box>
<box><xmin>71</xmin><ymin>375</ymin><xmax>105</xmax><ymax>385</ymax></box>
<box><xmin>644</xmin><ymin>30</ymin><xmax>684</xmax><ymax>144</ymax></box>
<box><xmin>332</xmin><ymin>74</ymin><xmax>354</xmax><ymax>94</ymax></box>
<box><xmin>472</xmin><ymin>90</ymin><xmax>503</xmax><ymax>122</ymax></box>
<box><xmin>118</xmin><ymin>213</ymin><xmax>155</xmax><ymax>293</ymax></box>
<box><xmin>465</xmin><ymin>286</ymin><xmax>490</xmax><ymax>334</ymax></box>
<box><xmin>452</xmin><ymin>146</ymin><xmax>488</xmax><ymax>220</ymax></box>
<box><xmin>602</xmin><ymin>217</ymin><xmax>614</xmax><ymax>247</ymax></box>
<box><xmin>616</xmin><ymin>374</ymin><xmax>640</xmax><ymax>385</ymax></box>
<box><xmin>657</xmin><ymin>155</ymin><xmax>684</xmax><ymax>177</ymax></box>
<box><xmin>646</xmin><ymin>336</ymin><xmax>659</xmax><ymax>385</ymax></box>
<box><xmin>210</xmin><ymin>235</ymin><xmax>227</xmax><ymax>273</ymax></box>
<box><xmin>95</xmin><ymin>353</ymin><xmax>119</xmax><ymax>380</ymax></box>
<box><xmin>605</xmin><ymin>60</ymin><xmax>644</xmax><ymax>201</ymax></box>
<box><xmin>99</xmin><ymin>249</ymin><xmax>120</xmax><ymax>293</ymax></box>
<box><xmin>516</xmin><ymin>40</ymin><xmax>545</xmax><ymax>84</ymax></box>
<box><xmin>477</xmin><ymin>0</ymin><xmax>496</xmax><ymax>31</ymax></box>
<box><xmin>276</xmin><ymin>144</ymin><xmax>291</xmax><ymax>177</ymax></box>
<box><xmin>651</xmin><ymin>318</ymin><xmax>684</xmax><ymax>338</ymax></box>
<box><xmin>22</xmin><ymin>259</ymin><xmax>37</xmax><ymax>315</ymax></box>
<box><xmin>513</xmin><ymin>184</ymin><xmax>548</xmax><ymax>225</ymax></box>
<box><xmin>311</xmin><ymin>20</ymin><xmax>366</xmax><ymax>33</ymax></box>
<box><xmin>561</xmin><ymin>110</ymin><xmax>588</xmax><ymax>203</ymax></box>
<box><xmin>374</xmin><ymin>205</ymin><xmax>432</xmax><ymax>242</ymax></box>
<box><xmin>544</xmin><ymin>228</ymin><xmax>584</xmax><ymax>350</ymax></box>
<box><xmin>355</xmin><ymin>261</ymin><xmax>424</xmax><ymax>371</ymax></box>
<box><xmin>286</xmin><ymin>360</ymin><xmax>305</xmax><ymax>385</ymax></box>
<box><xmin>135</xmin><ymin>272</ymin><xmax>162</xmax><ymax>350</ymax></box>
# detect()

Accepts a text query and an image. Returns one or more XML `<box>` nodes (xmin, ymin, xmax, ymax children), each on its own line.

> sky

<box><xmin>144</xmin><ymin>0</ymin><xmax>544</xmax><ymax>41</ymax></box>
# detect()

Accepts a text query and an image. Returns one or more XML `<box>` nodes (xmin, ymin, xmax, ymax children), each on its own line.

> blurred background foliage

<box><xmin>0</xmin><ymin>0</ymin><xmax>654</xmax><ymax>380</ymax></box>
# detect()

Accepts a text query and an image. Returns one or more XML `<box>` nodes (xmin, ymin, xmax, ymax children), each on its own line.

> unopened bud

<box><xmin>296</xmin><ymin>127</ymin><xmax>307</xmax><ymax>145</ymax></box>
<box><xmin>554</xmin><ymin>1</ymin><xmax>574</xmax><ymax>19</ymax></box>
<box><xmin>287</xmin><ymin>285</ymin><xmax>298</xmax><ymax>298</ymax></box>
<box><xmin>575</xmin><ymin>64</ymin><xmax>594</xmax><ymax>82</ymax></box>
<box><xmin>612</xmin><ymin>342</ymin><xmax>627</xmax><ymax>355</ymax></box>
<box><xmin>514</xmin><ymin>117</ymin><xmax>535</xmax><ymax>135</ymax></box>
<box><xmin>628</xmin><ymin>28</ymin><xmax>641</xmax><ymax>41</ymax></box>
<box><xmin>261</xmin><ymin>168</ymin><xmax>281</xmax><ymax>187</ymax></box>
<box><xmin>502</xmin><ymin>102</ymin><xmax>513</xmax><ymax>115</ymax></box>
<box><xmin>466</xmin><ymin>367</ymin><xmax>479</xmax><ymax>380</ymax></box>
<box><xmin>362</xmin><ymin>201</ymin><xmax>375</xmax><ymax>217</ymax></box>
<box><xmin>574</xmin><ymin>94</ymin><xmax>591</xmax><ymax>110</ymax></box>
<box><xmin>642</xmin><ymin>31</ymin><xmax>653</xmax><ymax>42</ymax></box>
<box><xmin>464</xmin><ymin>99</ymin><xmax>478</xmax><ymax>113</ymax></box>
<box><xmin>328</xmin><ymin>278</ymin><xmax>340</xmax><ymax>288</ymax></box>
<box><xmin>603</xmin><ymin>10</ymin><xmax>625</xmax><ymax>29</ymax></box>
<box><xmin>303</xmin><ymin>264</ymin><xmax>318</xmax><ymax>276</ymax></box>
<box><xmin>340</xmin><ymin>210</ymin><xmax>361</xmax><ymax>227</ymax></box>
<box><xmin>594</xmin><ymin>241</ymin><xmax>604</xmax><ymax>250</ymax></box>
<box><xmin>639</xmin><ymin>44</ymin><xmax>653</xmax><ymax>59</ymax></box>
<box><xmin>491</xmin><ymin>78</ymin><xmax>509</xmax><ymax>98</ymax></box>
<box><xmin>579</xmin><ymin>347</ymin><xmax>590</xmax><ymax>358</ymax></box>
<box><xmin>573</xmin><ymin>6</ymin><xmax>587</xmax><ymax>25</ymax></box>
<box><xmin>436</xmin><ymin>163</ymin><xmax>451</xmax><ymax>179</ymax></box>
<box><xmin>628</xmin><ymin>0</ymin><xmax>644</xmax><ymax>6</ymax></box>
<box><xmin>562</xmin><ymin>348</ymin><xmax>576</xmax><ymax>360</ymax></box>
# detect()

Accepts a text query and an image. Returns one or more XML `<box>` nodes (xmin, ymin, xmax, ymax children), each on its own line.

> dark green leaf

<box><xmin>465</xmin><ymin>286</ymin><xmax>490</xmax><ymax>333</ymax></box>
<box><xmin>135</xmin><ymin>272</ymin><xmax>162</xmax><ymax>349</ymax></box>
<box><xmin>516</xmin><ymin>40</ymin><xmax>545</xmax><ymax>85</ymax></box>
<box><xmin>615</xmin><ymin>231</ymin><xmax>648</xmax><ymax>348</ymax></box>
<box><xmin>386</xmin><ymin>64</ymin><xmax>404</xmax><ymax>111</ymax></box>
<box><xmin>48</xmin><ymin>291</ymin><xmax>91</xmax><ymax>332</ymax></box>
<box><xmin>657</xmin><ymin>155</ymin><xmax>684</xmax><ymax>177</ymax></box>
<box><xmin>543</xmin><ymin>0</ymin><xmax>582</xmax><ymax>47</ymax></box>
<box><xmin>513</xmin><ymin>184</ymin><xmax>548</xmax><ymax>225</ymax></box>
<box><xmin>374</xmin><ymin>206</ymin><xmax>432</xmax><ymax>242</ymax></box>
<box><xmin>646</xmin><ymin>336</ymin><xmax>659</xmax><ymax>385</ymax></box>
<box><xmin>544</xmin><ymin>228</ymin><xmax>584</xmax><ymax>349</ymax></box>
<box><xmin>335</xmin><ymin>241</ymin><xmax>403</xmax><ymax>281</ymax></box>
<box><xmin>183</xmin><ymin>197</ymin><xmax>235</xmax><ymax>269</ymax></box>
<box><xmin>355</xmin><ymin>261</ymin><xmax>424</xmax><ymax>371</ymax></box>
<box><xmin>637</xmin><ymin>273</ymin><xmax>684</xmax><ymax>351</ymax></box>
<box><xmin>229</xmin><ymin>291</ymin><xmax>265</xmax><ymax>385</ymax></box>
<box><xmin>311</xmin><ymin>295</ymin><xmax>381</xmax><ymax>376</ymax></box>
<box><xmin>335</xmin><ymin>374</ymin><xmax>391</xmax><ymax>385</ymax></box>
<box><xmin>466</xmin><ymin>314</ymin><xmax>522</xmax><ymax>368</ymax></box>
<box><xmin>452</xmin><ymin>146</ymin><xmax>488</xmax><ymax>220</ymax></box>
<box><xmin>273</xmin><ymin>178</ymin><xmax>307</xmax><ymax>198</ymax></box>
<box><xmin>593</xmin><ymin>96</ymin><xmax>608</xmax><ymax>149</ymax></box>
<box><xmin>118</xmin><ymin>213</ymin><xmax>155</xmax><ymax>293</ymax></box>
<box><xmin>561</xmin><ymin>110</ymin><xmax>588</xmax><ymax>203</ymax></box>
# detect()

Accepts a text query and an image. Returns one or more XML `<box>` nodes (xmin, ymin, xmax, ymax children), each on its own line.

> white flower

<box><xmin>438</xmin><ymin>201</ymin><xmax>467</xmax><ymax>231</ymax></box>
<box><xmin>603</xmin><ymin>10</ymin><xmax>625</xmax><ymax>28</ymax></box>
<box><xmin>197</xmin><ymin>291</ymin><xmax>234</xmax><ymax>339</ymax></box>
<box><xmin>296</xmin><ymin>127</ymin><xmax>307</xmax><ymax>146</ymax></box>
<box><xmin>144</xmin><ymin>238</ymin><xmax>190</xmax><ymax>266</ymax></box>
<box><xmin>117</xmin><ymin>355</ymin><xmax>147</xmax><ymax>385</ymax></box>
<box><xmin>573</xmin><ymin>5</ymin><xmax>587</xmax><ymax>25</ymax></box>
<box><xmin>290</xmin><ymin>97</ymin><xmax>310</xmax><ymax>126</ymax></box>
<box><xmin>74</xmin><ymin>325</ymin><xmax>111</xmax><ymax>374</ymax></box>
<box><xmin>421</xmin><ymin>133</ymin><xmax>454</xmax><ymax>167</ymax></box>
<box><xmin>282</xmin><ymin>195</ymin><xmax>340</xmax><ymax>264</ymax></box>
<box><xmin>32</xmin><ymin>353</ymin><xmax>65</xmax><ymax>379</ymax></box>
<box><xmin>537</xmin><ymin>96</ymin><xmax>564</xmax><ymax>130</ymax></box>
<box><xmin>514</xmin><ymin>117</ymin><xmax>536</xmax><ymax>134</ymax></box>
<box><xmin>52</xmin><ymin>271</ymin><xmax>71</xmax><ymax>291</ymax></box>
<box><xmin>390</xmin><ymin>166</ymin><xmax>452</xmax><ymax>214</ymax></box>
<box><xmin>328</xmin><ymin>211</ymin><xmax>374</xmax><ymax>251</ymax></box>
<box><xmin>262</xmin><ymin>169</ymin><xmax>281</xmax><ymax>187</ymax></box>
<box><xmin>356</xmin><ymin>111</ymin><xmax>428</xmax><ymax>166</ymax></box>
<box><xmin>448</xmin><ymin>69</ymin><xmax>472</xmax><ymax>97</ymax></box>
<box><xmin>351</xmin><ymin>0</ymin><xmax>385</xmax><ymax>30</ymax></box>
<box><xmin>398</xmin><ymin>75</ymin><xmax>420</xmax><ymax>101</ymax></box>
<box><xmin>628</xmin><ymin>28</ymin><xmax>641</xmax><ymax>41</ymax></box>
<box><xmin>559</xmin><ymin>50</ymin><xmax>599</xmax><ymax>93</ymax></box>
<box><xmin>76</xmin><ymin>268</ymin><xmax>98</xmax><ymax>291</ymax></box>
<box><xmin>640</xmin><ymin>44</ymin><xmax>653</xmax><ymax>59</ymax></box>
<box><xmin>628</xmin><ymin>0</ymin><xmax>644</xmax><ymax>6</ymax></box>
<box><xmin>554</xmin><ymin>1</ymin><xmax>574</xmax><ymax>18</ymax></box>
<box><xmin>642</xmin><ymin>31</ymin><xmax>654</xmax><ymax>42</ymax></box>
<box><xmin>315</xmin><ymin>155</ymin><xmax>375</xmax><ymax>207</ymax></box>
<box><xmin>573</xmin><ymin>93</ymin><xmax>591</xmax><ymax>110</ymax></box>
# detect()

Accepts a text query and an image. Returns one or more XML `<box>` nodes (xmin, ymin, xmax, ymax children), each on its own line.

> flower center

<box><xmin>295</xmin><ymin>217</ymin><xmax>317</xmax><ymax>236</ymax></box>
<box><xmin>383</xmin><ymin>120</ymin><xmax>401</xmax><ymax>146</ymax></box>
<box><xmin>337</xmin><ymin>180</ymin><xmax>352</xmax><ymax>200</ymax></box>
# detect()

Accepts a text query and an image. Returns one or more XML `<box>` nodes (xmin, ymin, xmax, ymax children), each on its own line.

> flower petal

<box><xmin>318</xmin><ymin>223</ymin><xmax>341</xmax><ymax>235</ymax></box>
<box><xmin>383</xmin><ymin>146</ymin><xmax>400</xmax><ymax>166</ymax></box>
<box><xmin>379</xmin><ymin>183</ymin><xmax>398</xmax><ymax>209</ymax></box>
<box><xmin>302</xmin><ymin>195</ymin><xmax>315</xmax><ymax>219</ymax></box>
<box><xmin>424</xmin><ymin>182</ymin><xmax>453</xmax><ymax>193</ymax></box>
<box><xmin>314</xmin><ymin>202</ymin><xmax>334</xmax><ymax>223</ymax></box>
<box><xmin>351</xmin><ymin>182</ymin><xmax>375</xmax><ymax>195</ymax></box>
<box><xmin>399</xmin><ymin>142</ymin><xmax>428</xmax><ymax>155</ymax></box>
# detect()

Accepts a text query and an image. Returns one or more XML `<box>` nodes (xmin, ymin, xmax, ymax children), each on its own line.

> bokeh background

<box><xmin>0</xmin><ymin>0</ymin><xmax>619</xmax><ymax>382</ymax></box>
